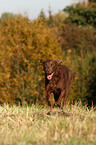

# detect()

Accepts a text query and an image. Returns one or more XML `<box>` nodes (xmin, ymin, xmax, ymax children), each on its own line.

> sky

<box><xmin>0</xmin><ymin>0</ymin><xmax>76</xmax><ymax>19</ymax></box>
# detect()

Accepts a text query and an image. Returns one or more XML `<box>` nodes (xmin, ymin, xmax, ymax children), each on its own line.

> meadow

<box><xmin>0</xmin><ymin>103</ymin><xmax>96</xmax><ymax>145</ymax></box>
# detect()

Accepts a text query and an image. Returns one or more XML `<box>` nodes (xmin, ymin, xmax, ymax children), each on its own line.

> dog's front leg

<box><xmin>54</xmin><ymin>90</ymin><xmax>65</xmax><ymax>107</ymax></box>
<box><xmin>46</xmin><ymin>90</ymin><xmax>51</xmax><ymax>107</ymax></box>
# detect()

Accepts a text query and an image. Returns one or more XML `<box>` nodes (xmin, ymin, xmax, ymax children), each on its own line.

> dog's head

<box><xmin>39</xmin><ymin>59</ymin><xmax>62</xmax><ymax>80</ymax></box>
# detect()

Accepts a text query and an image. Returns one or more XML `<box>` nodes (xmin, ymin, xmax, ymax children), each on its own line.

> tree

<box><xmin>38</xmin><ymin>9</ymin><xmax>46</xmax><ymax>21</ymax></box>
<box><xmin>1</xmin><ymin>12</ymin><xmax>15</xmax><ymax>20</ymax></box>
<box><xmin>52</xmin><ymin>11</ymin><xmax>67</xmax><ymax>27</ymax></box>
<box><xmin>89</xmin><ymin>0</ymin><xmax>96</xmax><ymax>2</ymax></box>
<box><xmin>63</xmin><ymin>3</ymin><xmax>96</xmax><ymax>28</ymax></box>
<box><xmin>58</xmin><ymin>23</ymin><xmax>96</xmax><ymax>54</ymax></box>
<box><xmin>47</xmin><ymin>6</ymin><xmax>54</xmax><ymax>26</ymax></box>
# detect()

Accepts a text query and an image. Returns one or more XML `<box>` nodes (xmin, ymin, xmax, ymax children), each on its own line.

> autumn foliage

<box><xmin>0</xmin><ymin>16</ymin><xmax>62</xmax><ymax>104</ymax></box>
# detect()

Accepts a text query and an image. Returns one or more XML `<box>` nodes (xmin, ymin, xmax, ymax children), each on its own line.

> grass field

<box><xmin>0</xmin><ymin>103</ymin><xmax>96</xmax><ymax>145</ymax></box>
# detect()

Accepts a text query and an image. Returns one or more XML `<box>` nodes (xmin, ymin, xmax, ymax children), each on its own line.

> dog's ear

<box><xmin>55</xmin><ymin>59</ymin><xmax>62</xmax><ymax>65</ymax></box>
<box><xmin>39</xmin><ymin>58</ymin><xmax>45</xmax><ymax>63</ymax></box>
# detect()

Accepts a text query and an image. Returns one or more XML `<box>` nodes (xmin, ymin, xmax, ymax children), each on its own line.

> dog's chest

<box><xmin>48</xmin><ymin>72</ymin><xmax>61</xmax><ymax>90</ymax></box>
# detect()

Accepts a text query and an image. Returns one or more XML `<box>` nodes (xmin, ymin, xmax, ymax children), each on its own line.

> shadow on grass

<box><xmin>31</xmin><ymin>109</ymin><xmax>96</xmax><ymax>121</ymax></box>
<box><xmin>46</xmin><ymin>110</ymin><xmax>71</xmax><ymax>117</ymax></box>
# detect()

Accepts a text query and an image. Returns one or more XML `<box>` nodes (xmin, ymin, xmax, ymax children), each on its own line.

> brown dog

<box><xmin>39</xmin><ymin>59</ymin><xmax>73</xmax><ymax>108</ymax></box>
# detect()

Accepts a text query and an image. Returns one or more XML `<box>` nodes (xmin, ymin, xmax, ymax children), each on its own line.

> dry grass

<box><xmin>0</xmin><ymin>103</ymin><xmax>96</xmax><ymax>145</ymax></box>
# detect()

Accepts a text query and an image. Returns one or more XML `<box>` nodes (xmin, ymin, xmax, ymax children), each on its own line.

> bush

<box><xmin>0</xmin><ymin>16</ymin><xmax>62</xmax><ymax>104</ymax></box>
<box><xmin>62</xmin><ymin>50</ymin><xmax>96</xmax><ymax>106</ymax></box>
<box><xmin>58</xmin><ymin>23</ymin><xmax>96</xmax><ymax>55</ymax></box>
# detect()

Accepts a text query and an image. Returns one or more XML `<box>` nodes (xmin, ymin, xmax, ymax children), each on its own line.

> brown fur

<box><xmin>39</xmin><ymin>59</ymin><xmax>73</xmax><ymax>108</ymax></box>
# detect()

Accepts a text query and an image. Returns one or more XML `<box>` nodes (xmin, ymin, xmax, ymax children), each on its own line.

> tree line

<box><xmin>0</xmin><ymin>1</ymin><xmax>96</xmax><ymax>106</ymax></box>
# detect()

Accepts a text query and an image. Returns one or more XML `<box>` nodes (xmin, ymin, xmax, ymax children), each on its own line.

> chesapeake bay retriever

<box><xmin>39</xmin><ymin>59</ymin><xmax>73</xmax><ymax>108</ymax></box>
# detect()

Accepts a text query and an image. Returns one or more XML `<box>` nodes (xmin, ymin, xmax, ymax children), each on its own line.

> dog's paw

<box><xmin>53</xmin><ymin>103</ymin><xmax>60</xmax><ymax>108</ymax></box>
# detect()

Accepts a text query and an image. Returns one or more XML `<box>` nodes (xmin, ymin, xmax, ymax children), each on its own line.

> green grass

<box><xmin>0</xmin><ymin>103</ymin><xmax>96</xmax><ymax>145</ymax></box>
